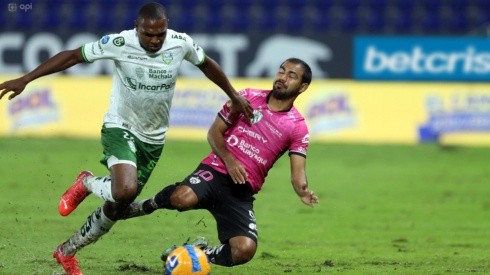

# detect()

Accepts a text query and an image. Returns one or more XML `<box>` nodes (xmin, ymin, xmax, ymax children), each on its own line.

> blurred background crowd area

<box><xmin>2</xmin><ymin>0</ymin><xmax>490</xmax><ymax>36</ymax></box>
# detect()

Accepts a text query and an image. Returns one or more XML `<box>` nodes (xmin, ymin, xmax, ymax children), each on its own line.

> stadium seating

<box><xmin>3</xmin><ymin>0</ymin><xmax>489</xmax><ymax>35</ymax></box>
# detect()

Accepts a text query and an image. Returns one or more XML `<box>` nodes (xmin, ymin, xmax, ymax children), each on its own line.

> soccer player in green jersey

<box><xmin>0</xmin><ymin>3</ymin><xmax>252</xmax><ymax>274</ymax></box>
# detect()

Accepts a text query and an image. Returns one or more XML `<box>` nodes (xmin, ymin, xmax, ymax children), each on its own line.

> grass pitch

<box><xmin>0</xmin><ymin>137</ymin><xmax>489</xmax><ymax>274</ymax></box>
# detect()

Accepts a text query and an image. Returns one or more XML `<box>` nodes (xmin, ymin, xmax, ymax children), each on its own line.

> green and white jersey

<box><xmin>81</xmin><ymin>29</ymin><xmax>205</xmax><ymax>144</ymax></box>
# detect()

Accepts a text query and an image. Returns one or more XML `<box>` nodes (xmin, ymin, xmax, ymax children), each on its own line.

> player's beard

<box><xmin>272</xmin><ymin>84</ymin><xmax>299</xmax><ymax>100</ymax></box>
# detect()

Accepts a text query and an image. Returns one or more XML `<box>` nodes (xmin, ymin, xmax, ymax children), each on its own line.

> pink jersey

<box><xmin>201</xmin><ymin>88</ymin><xmax>309</xmax><ymax>193</ymax></box>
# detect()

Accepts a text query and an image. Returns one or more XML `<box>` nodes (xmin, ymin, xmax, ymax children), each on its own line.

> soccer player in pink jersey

<box><xmin>124</xmin><ymin>57</ymin><xmax>319</xmax><ymax>267</ymax></box>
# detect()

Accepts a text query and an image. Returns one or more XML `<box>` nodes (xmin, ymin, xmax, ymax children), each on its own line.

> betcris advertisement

<box><xmin>354</xmin><ymin>36</ymin><xmax>490</xmax><ymax>81</ymax></box>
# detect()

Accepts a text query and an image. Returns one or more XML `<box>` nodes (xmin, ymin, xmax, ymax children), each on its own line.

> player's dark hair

<box><xmin>137</xmin><ymin>2</ymin><xmax>167</xmax><ymax>23</ymax></box>
<box><xmin>282</xmin><ymin>57</ymin><xmax>312</xmax><ymax>84</ymax></box>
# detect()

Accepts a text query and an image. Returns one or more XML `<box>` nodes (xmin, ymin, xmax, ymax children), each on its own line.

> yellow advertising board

<box><xmin>1</xmin><ymin>76</ymin><xmax>489</xmax><ymax>146</ymax></box>
<box><xmin>301</xmin><ymin>81</ymin><xmax>490</xmax><ymax>145</ymax></box>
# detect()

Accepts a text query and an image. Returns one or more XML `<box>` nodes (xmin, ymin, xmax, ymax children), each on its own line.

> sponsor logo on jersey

<box><xmin>227</xmin><ymin>135</ymin><xmax>268</xmax><ymax>165</ymax></box>
<box><xmin>193</xmin><ymin>42</ymin><xmax>201</xmax><ymax>52</ymax></box>
<box><xmin>96</xmin><ymin>41</ymin><xmax>104</xmax><ymax>54</ymax></box>
<box><xmin>127</xmin><ymin>55</ymin><xmax>148</xmax><ymax>61</ymax></box>
<box><xmin>171</xmin><ymin>34</ymin><xmax>187</xmax><ymax>41</ymax></box>
<box><xmin>251</xmin><ymin>91</ymin><xmax>268</xmax><ymax>97</ymax></box>
<box><xmin>189</xmin><ymin>177</ymin><xmax>201</xmax><ymax>184</ymax></box>
<box><xmin>124</xmin><ymin>77</ymin><xmax>174</xmax><ymax>91</ymax></box>
<box><xmin>149</xmin><ymin>68</ymin><xmax>173</xmax><ymax>79</ymax></box>
<box><xmin>138</xmin><ymin>82</ymin><xmax>174</xmax><ymax>91</ymax></box>
<box><xmin>238</xmin><ymin>126</ymin><xmax>267</xmax><ymax>143</ymax></box>
<box><xmin>251</xmin><ymin>109</ymin><xmax>263</xmax><ymax>124</ymax></box>
<box><xmin>264</xmin><ymin>121</ymin><xmax>282</xmax><ymax>137</ymax></box>
<box><xmin>301</xmin><ymin>134</ymin><xmax>309</xmax><ymax>144</ymax></box>
<box><xmin>127</xmin><ymin>139</ymin><xmax>136</xmax><ymax>153</ymax></box>
<box><xmin>125</xmin><ymin>77</ymin><xmax>138</xmax><ymax>90</ymax></box>
<box><xmin>135</xmin><ymin>67</ymin><xmax>144</xmax><ymax>79</ymax></box>
<box><xmin>100</xmin><ymin>35</ymin><xmax>109</xmax><ymax>44</ymax></box>
<box><xmin>249</xmin><ymin>210</ymin><xmax>256</xmax><ymax>221</ymax></box>
<box><xmin>113</xmin><ymin>36</ymin><xmax>125</xmax><ymax>47</ymax></box>
<box><xmin>162</xmin><ymin>52</ymin><xmax>173</xmax><ymax>64</ymax></box>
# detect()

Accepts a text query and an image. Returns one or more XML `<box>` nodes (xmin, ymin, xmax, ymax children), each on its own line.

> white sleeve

<box><xmin>81</xmin><ymin>34</ymin><xmax>125</xmax><ymax>62</ymax></box>
<box><xmin>182</xmin><ymin>33</ymin><xmax>206</xmax><ymax>66</ymax></box>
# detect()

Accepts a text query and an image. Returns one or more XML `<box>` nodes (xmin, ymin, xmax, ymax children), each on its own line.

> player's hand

<box><xmin>0</xmin><ymin>77</ymin><xmax>28</xmax><ymax>100</ymax></box>
<box><xmin>300</xmin><ymin>190</ymin><xmax>319</xmax><ymax>207</ymax></box>
<box><xmin>230</xmin><ymin>94</ymin><xmax>253</xmax><ymax>123</ymax></box>
<box><xmin>224</xmin><ymin>157</ymin><xmax>248</xmax><ymax>184</ymax></box>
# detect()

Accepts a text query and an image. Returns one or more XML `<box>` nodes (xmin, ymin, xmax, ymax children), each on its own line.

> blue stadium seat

<box><xmin>98</xmin><ymin>0</ymin><xmax>121</xmax><ymax>31</ymax></box>
<box><xmin>422</xmin><ymin>13</ymin><xmax>441</xmax><ymax>33</ymax></box>
<box><xmin>232</xmin><ymin>0</ymin><xmax>252</xmax><ymax>12</ymax></box>
<box><xmin>2</xmin><ymin>0</ymin><xmax>482</xmax><ymax>36</ymax></box>
<box><xmin>126</xmin><ymin>0</ymin><xmax>152</xmax><ymax>11</ymax></box>
<box><xmin>393</xmin><ymin>12</ymin><xmax>412</xmax><ymax>33</ymax></box>
<box><xmin>368</xmin><ymin>0</ymin><xmax>388</xmax><ymax>9</ymax></box>
<box><xmin>449</xmin><ymin>13</ymin><xmax>468</xmax><ymax>33</ymax></box>
<box><xmin>69</xmin><ymin>10</ymin><xmax>89</xmax><ymax>29</ymax></box>
<box><xmin>204</xmin><ymin>12</ymin><xmax>223</xmax><ymax>31</ymax></box>
<box><xmin>25</xmin><ymin>1</ymin><xmax>58</xmax><ymax>30</ymax></box>
<box><xmin>13</xmin><ymin>12</ymin><xmax>34</xmax><ymax>29</ymax></box>
<box><xmin>476</xmin><ymin>0</ymin><xmax>490</xmax><ymax>10</ymax></box>
<box><xmin>477</xmin><ymin>13</ymin><xmax>490</xmax><ymax>28</ymax></box>
<box><xmin>311</xmin><ymin>10</ymin><xmax>330</xmax><ymax>31</ymax></box>
<box><xmin>98</xmin><ymin>0</ymin><xmax>118</xmax><ymax>10</ymax></box>
<box><xmin>315</xmin><ymin>0</ymin><xmax>334</xmax><ymax>10</ymax></box>
<box><xmin>41</xmin><ymin>10</ymin><xmax>61</xmax><ymax>30</ymax></box>
<box><xmin>340</xmin><ymin>0</ymin><xmax>361</xmax><ymax>11</ymax></box>
<box><xmin>256</xmin><ymin>9</ymin><xmax>276</xmax><ymax>31</ymax></box>
<box><xmin>229</xmin><ymin>10</ymin><xmax>250</xmax><ymax>32</ymax></box>
<box><xmin>393</xmin><ymin>0</ymin><xmax>415</xmax><ymax>12</ymax></box>
<box><xmin>76</xmin><ymin>0</ymin><xmax>92</xmax><ymax>7</ymax></box>
<box><xmin>0</xmin><ymin>8</ymin><xmax>6</xmax><ymax>30</ymax></box>
<box><xmin>449</xmin><ymin>0</ymin><xmax>469</xmax><ymax>11</ymax></box>
<box><xmin>340</xmin><ymin>11</ymin><xmax>359</xmax><ymax>32</ymax></box>
<box><xmin>286</xmin><ymin>12</ymin><xmax>305</xmax><ymax>33</ymax></box>
<box><xmin>179</xmin><ymin>0</ymin><xmax>199</xmax><ymax>9</ymax></box>
<box><xmin>283</xmin><ymin>0</ymin><xmax>307</xmax><ymax>11</ymax></box>
<box><xmin>423</xmin><ymin>0</ymin><xmax>442</xmax><ymax>12</ymax></box>
<box><xmin>44</xmin><ymin>0</ymin><xmax>65</xmax><ymax>8</ymax></box>
<box><xmin>261</xmin><ymin>0</ymin><xmax>280</xmax><ymax>10</ymax></box>
<box><xmin>208</xmin><ymin>0</ymin><xmax>225</xmax><ymax>11</ymax></box>
<box><xmin>170</xmin><ymin>14</ymin><xmax>196</xmax><ymax>33</ymax></box>
<box><xmin>365</xmin><ymin>9</ymin><xmax>385</xmax><ymax>32</ymax></box>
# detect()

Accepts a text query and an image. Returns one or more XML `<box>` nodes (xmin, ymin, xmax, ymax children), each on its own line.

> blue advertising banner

<box><xmin>354</xmin><ymin>36</ymin><xmax>490</xmax><ymax>81</ymax></box>
<box><xmin>0</xmin><ymin>32</ymin><xmax>352</xmax><ymax>79</ymax></box>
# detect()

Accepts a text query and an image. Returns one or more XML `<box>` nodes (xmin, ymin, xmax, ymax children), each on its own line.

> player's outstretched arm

<box><xmin>197</xmin><ymin>56</ymin><xmax>253</xmax><ymax>120</ymax></box>
<box><xmin>0</xmin><ymin>48</ymin><xmax>85</xmax><ymax>101</ymax></box>
<box><xmin>290</xmin><ymin>154</ymin><xmax>319</xmax><ymax>207</ymax></box>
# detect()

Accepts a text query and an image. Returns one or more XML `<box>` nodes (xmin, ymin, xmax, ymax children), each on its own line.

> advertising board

<box><xmin>355</xmin><ymin>36</ymin><xmax>490</xmax><ymax>81</ymax></box>
<box><xmin>2</xmin><ymin>77</ymin><xmax>489</xmax><ymax>146</ymax></box>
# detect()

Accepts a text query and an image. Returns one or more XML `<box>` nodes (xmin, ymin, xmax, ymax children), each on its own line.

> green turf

<box><xmin>0</xmin><ymin>137</ymin><xmax>489</xmax><ymax>274</ymax></box>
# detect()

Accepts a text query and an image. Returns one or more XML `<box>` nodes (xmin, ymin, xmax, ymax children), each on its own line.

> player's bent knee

<box><xmin>231</xmin><ymin>244</ymin><xmax>256</xmax><ymax>265</ymax></box>
<box><xmin>230</xmin><ymin>238</ymin><xmax>257</xmax><ymax>265</ymax></box>
<box><xmin>170</xmin><ymin>185</ymin><xmax>198</xmax><ymax>210</ymax></box>
<box><xmin>110</xmin><ymin>163</ymin><xmax>139</xmax><ymax>203</ymax></box>
<box><xmin>111</xmin><ymin>183</ymin><xmax>138</xmax><ymax>204</ymax></box>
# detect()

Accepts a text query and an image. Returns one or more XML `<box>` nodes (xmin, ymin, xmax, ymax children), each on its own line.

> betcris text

<box><xmin>354</xmin><ymin>36</ymin><xmax>490</xmax><ymax>81</ymax></box>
